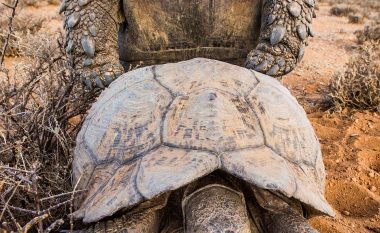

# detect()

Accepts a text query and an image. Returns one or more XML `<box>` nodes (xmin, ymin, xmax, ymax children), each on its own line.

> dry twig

<box><xmin>0</xmin><ymin>0</ymin><xmax>19</xmax><ymax>66</ymax></box>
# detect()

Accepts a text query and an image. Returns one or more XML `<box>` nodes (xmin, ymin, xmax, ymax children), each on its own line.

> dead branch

<box><xmin>40</xmin><ymin>189</ymin><xmax>87</xmax><ymax>202</ymax></box>
<box><xmin>0</xmin><ymin>181</ymin><xmax>20</xmax><ymax>222</ymax></box>
<box><xmin>0</xmin><ymin>0</ymin><xmax>20</xmax><ymax>66</ymax></box>
<box><xmin>44</xmin><ymin>219</ymin><xmax>64</xmax><ymax>233</ymax></box>
<box><xmin>21</xmin><ymin>214</ymin><xmax>48</xmax><ymax>233</ymax></box>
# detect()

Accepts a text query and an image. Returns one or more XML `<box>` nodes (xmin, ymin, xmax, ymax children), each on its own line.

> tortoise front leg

<box><xmin>61</xmin><ymin>0</ymin><xmax>125</xmax><ymax>89</ymax></box>
<box><xmin>245</xmin><ymin>0</ymin><xmax>316</xmax><ymax>76</ymax></box>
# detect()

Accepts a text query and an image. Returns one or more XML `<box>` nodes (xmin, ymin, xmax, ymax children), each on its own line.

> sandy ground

<box><xmin>2</xmin><ymin>2</ymin><xmax>380</xmax><ymax>233</ymax></box>
<box><xmin>284</xmin><ymin>4</ymin><xmax>380</xmax><ymax>233</ymax></box>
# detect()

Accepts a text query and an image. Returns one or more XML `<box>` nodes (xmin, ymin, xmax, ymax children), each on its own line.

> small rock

<box><xmin>343</xmin><ymin>210</ymin><xmax>350</xmax><ymax>216</ymax></box>
<box><xmin>370</xmin><ymin>186</ymin><xmax>377</xmax><ymax>192</ymax></box>
<box><xmin>352</xmin><ymin>178</ymin><xmax>357</xmax><ymax>182</ymax></box>
<box><xmin>369</xmin><ymin>172</ymin><xmax>375</xmax><ymax>178</ymax></box>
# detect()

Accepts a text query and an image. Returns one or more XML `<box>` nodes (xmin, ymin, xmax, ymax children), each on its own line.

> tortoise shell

<box><xmin>73</xmin><ymin>58</ymin><xmax>334</xmax><ymax>223</ymax></box>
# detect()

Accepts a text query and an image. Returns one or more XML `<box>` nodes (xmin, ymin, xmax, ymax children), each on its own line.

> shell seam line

<box><xmin>159</xmin><ymin>98</ymin><xmax>175</xmax><ymax>145</ymax></box>
<box><xmin>134</xmin><ymin>158</ymin><xmax>146</xmax><ymax>200</ymax></box>
<box><xmin>80</xmin><ymin>165</ymin><xmax>120</xmax><ymax>210</ymax></box>
<box><xmin>244</xmin><ymin>70</ymin><xmax>260</xmax><ymax>99</ymax></box>
<box><xmin>152</xmin><ymin>65</ymin><xmax>176</xmax><ymax>98</ymax></box>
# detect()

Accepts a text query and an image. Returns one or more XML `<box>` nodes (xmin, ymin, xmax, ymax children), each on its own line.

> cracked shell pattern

<box><xmin>73</xmin><ymin>58</ymin><xmax>333</xmax><ymax>223</ymax></box>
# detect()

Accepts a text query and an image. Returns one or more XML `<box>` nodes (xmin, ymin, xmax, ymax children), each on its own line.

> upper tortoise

<box><xmin>73</xmin><ymin>58</ymin><xmax>334</xmax><ymax>232</ymax></box>
<box><xmin>61</xmin><ymin>0</ymin><xmax>316</xmax><ymax>89</ymax></box>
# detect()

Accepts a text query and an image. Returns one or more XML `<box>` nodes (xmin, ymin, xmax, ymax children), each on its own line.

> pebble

<box><xmin>370</xmin><ymin>186</ymin><xmax>377</xmax><ymax>192</ymax></box>
<box><xmin>369</xmin><ymin>172</ymin><xmax>375</xmax><ymax>178</ymax></box>
<box><xmin>343</xmin><ymin>210</ymin><xmax>350</xmax><ymax>216</ymax></box>
<box><xmin>352</xmin><ymin>177</ymin><xmax>357</xmax><ymax>182</ymax></box>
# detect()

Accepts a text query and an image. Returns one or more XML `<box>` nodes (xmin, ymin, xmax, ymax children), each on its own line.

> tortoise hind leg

<box><xmin>265</xmin><ymin>208</ymin><xmax>319</xmax><ymax>233</ymax></box>
<box><xmin>252</xmin><ymin>188</ymin><xmax>318</xmax><ymax>233</ymax></box>
<box><xmin>85</xmin><ymin>209</ymin><xmax>162</xmax><ymax>233</ymax></box>
<box><xmin>84</xmin><ymin>194</ymin><xmax>169</xmax><ymax>233</ymax></box>
<box><xmin>182</xmin><ymin>184</ymin><xmax>253</xmax><ymax>233</ymax></box>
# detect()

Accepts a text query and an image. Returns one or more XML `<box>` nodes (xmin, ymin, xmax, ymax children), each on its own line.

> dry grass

<box><xmin>328</xmin><ymin>41</ymin><xmax>380</xmax><ymax>112</ymax></box>
<box><xmin>0</xmin><ymin>2</ymin><xmax>99</xmax><ymax>231</ymax></box>
<box><xmin>0</xmin><ymin>34</ymin><xmax>99</xmax><ymax>231</ymax></box>
<box><xmin>0</xmin><ymin>0</ymin><xmax>56</xmax><ymax>57</ymax></box>
<box><xmin>329</xmin><ymin>4</ymin><xmax>358</xmax><ymax>17</ymax></box>
<box><xmin>326</xmin><ymin>0</ymin><xmax>380</xmax><ymax>112</ymax></box>
<box><xmin>323</xmin><ymin>0</ymin><xmax>380</xmax><ymax>23</ymax></box>
<box><xmin>355</xmin><ymin>24</ymin><xmax>380</xmax><ymax>44</ymax></box>
<box><xmin>0</xmin><ymin>33</ymin><xmax>99</xmax><ymax>231</ymax></box>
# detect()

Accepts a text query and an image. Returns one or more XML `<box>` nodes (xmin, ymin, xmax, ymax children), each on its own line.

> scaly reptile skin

<box><xmin>61</xmin><ymin>0</ymin><xmax>315</xmax><ymax>89</ymax></box>
<box><xmin>61</xmin><ymin>0</ymin><xmax>125</xmax><ymax>89</ymax></box>
<box><xmin>245</xmin><ymin>0</ymin><xmax>316</xmax><ymax>75</ymax></box>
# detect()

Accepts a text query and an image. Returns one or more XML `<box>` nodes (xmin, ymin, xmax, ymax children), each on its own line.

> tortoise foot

<box><xmin>78</xmin><ymin>63</ymin><xmax>125</xmax><ymax>90</ymax></box>
<box><xmin>245</xmin><ymin>44</ymin><xmax>296</xmax><ymax>76</ymax></box>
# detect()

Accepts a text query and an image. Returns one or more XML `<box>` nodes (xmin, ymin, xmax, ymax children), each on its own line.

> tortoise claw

<box><xmin>79</xmin><ymin>64</ymin><xmax>124</xmax><ymax>90</ymax></box>
<box><xmin>82</xmin><ymin>75</ymin><xmax>94</xmax><ymax>91</ymax></box>
<box><xmin>245</xmin><ymin>48</ymin><xmax>295</xmax><ymax>77</ymax></box>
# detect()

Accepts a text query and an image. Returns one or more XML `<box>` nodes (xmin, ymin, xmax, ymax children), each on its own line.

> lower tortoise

<box><xmin>73</xmin><ymin>58</ymin><xmax>334</xmax><ymax>232</ymax></box>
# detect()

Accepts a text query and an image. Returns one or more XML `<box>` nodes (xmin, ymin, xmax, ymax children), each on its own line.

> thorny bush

<box><xmin>0</xmin><ymin>33</ymin><xmax>99</xmax><ymax>232</ymax></box>
<box><xmin>329</xmin><ymin>41</ymin><xmax>380</xmax><ymax>112</ymax></box>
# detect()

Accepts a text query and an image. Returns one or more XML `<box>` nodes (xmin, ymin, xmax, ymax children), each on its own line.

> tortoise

<box><xmin>60</xmin><ymin>0</ymin><xmax>316</xmax><ymax>89</ymax></box>
<box><xmin>72</xmin><ymin>58</ymin><xmax>334</xmax><ymax>232</ymax></box>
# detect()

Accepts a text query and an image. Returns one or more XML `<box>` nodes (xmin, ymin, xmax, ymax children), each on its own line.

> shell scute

<box><xmin>81</xmin><ymin>161</ymin><xmax>143</xmax><ymax>223</ymax></box>
<box><xmin>81</xmin><ymin>70</ymin><xmax>172</xmax><ymax>163</ymax></box>
<box><xmin>136</xmin><ymin>146</ymin><xmax>220</xmax><ymax>200</ymax></box>
<box><xmin>222</xmin><ymin>146</ymin><xmax>297</xmax><ymax>196</ymax></box>
<box><xmin>163</xmin><ymin>89</ymin><xmax>264</xmax><ymax>152</ymax></box>
<box><xmin>247</xmin><ymin>74</ymin><xmax>319</xmax><ymax>166</ymax></box>
<box><xmin>155</xmin><ymin>58</ymin><xmax>259</xmax><ymax>97</ymax></box>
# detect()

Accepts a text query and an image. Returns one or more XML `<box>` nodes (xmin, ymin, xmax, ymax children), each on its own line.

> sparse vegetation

<box><xmin>355</xmin><ymin>24</ymin><xmax>380</xmax><ymax>44</ymax></box>
<box><xmin>329</xmin><ymin>41</ymin><xmax>380</xmax><ymax>112</ymax></box>
<box><xmin>0</xmin><ymin>0</ymin><xmax>379</xmax><ymax>232</ymax></box>
<box><xmin>0</xmin><ymin>1</ymin><xmax>99</xmax><ymax>231</ymax></box>
<box><xmin>329</xmin><ymin>4</ymin><xmax>358</xmax><ymax>17</ymax></box>
<box><xmin>324</xmin><ymin>0</ymin><xmax>379</xmax><ymax>23</ymax></box>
